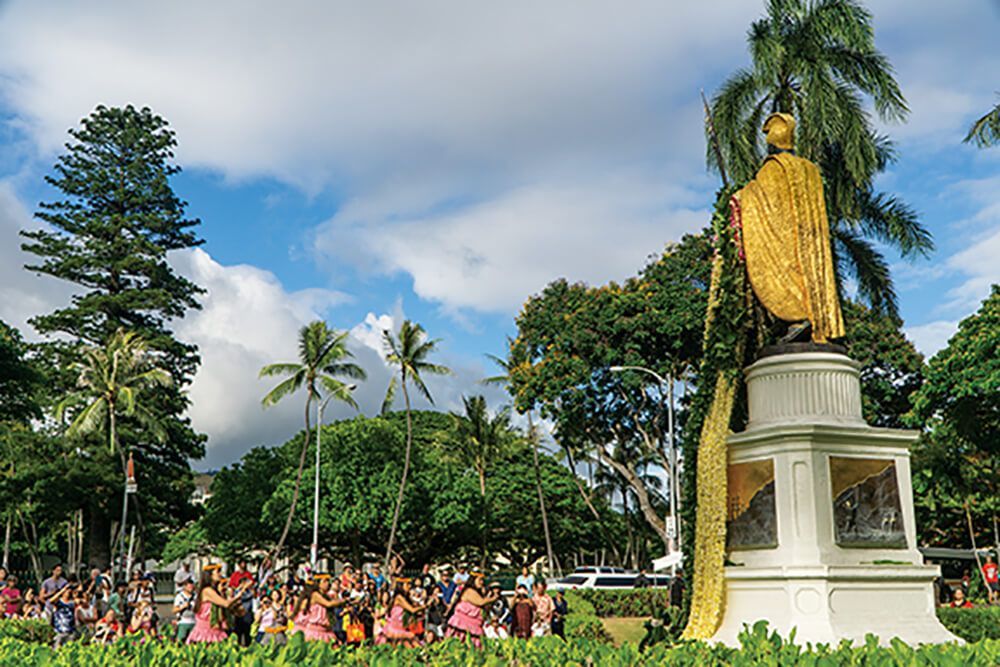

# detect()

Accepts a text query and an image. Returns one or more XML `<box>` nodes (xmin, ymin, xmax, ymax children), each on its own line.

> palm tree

<box><xmin>483</xmin><ymin>348</ymin><xmax>560</xmax><ymax>576</ymax></box>
<box><xmin>56</xmin><ymin>328</ymin><xmax>172</xmax><ymax>576</ymax></box>
<box><xmin>58</xmin><ymin>329</ymin><xmax>172</xmax><ymax>455</ymax></box>
<box><xmin>447</xmin><ymin>395</ymin><xmax>514</xmax><ymax>566</ymax></box>
<box><xmin>260</xmin><ymin>321</ymin><xmax>366</xmax><ymax>558</ymax></box>
<box><xmin>965</xmin><ymin>100</ymin><xmax>1000</xmax><ymax>147</ymax></box>
<box><xmin>708</xmin><ymin>0</ymin><xmax>932</xmax><ymax>316</ymax></box>
<box><xmin>381</xmin><ymin>320</ymin><xmax>450</xmax><ymax>569</ymax></box>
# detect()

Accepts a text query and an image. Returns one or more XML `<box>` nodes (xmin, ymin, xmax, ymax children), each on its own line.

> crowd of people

<box><xmin>0</xmin><ymin>558</ymin><xmax>571</xmax><ymax>649</ymax></box>
<box><xmin>174</xmin><ymin>559</ymin><xmax>569</xmax><ymax>649</ymax></box>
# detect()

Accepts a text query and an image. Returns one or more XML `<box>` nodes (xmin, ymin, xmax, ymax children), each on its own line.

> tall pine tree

<box><xmin>21</xmin><ymin>105</ymin><xmax>207</xmax><ymax>566</ymax></box>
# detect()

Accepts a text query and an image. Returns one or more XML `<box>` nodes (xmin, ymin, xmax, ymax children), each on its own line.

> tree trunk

<box><xmin>2</xmin><ymin>515</ymin><xmax>9</xmax><ymax>570</ymax></box>
<box><xmin>384</xmin><ymin>376</ymin><xmax>412</xmax><ymax>570</ymax></box>
<box><xmin>16</xmin><ymin>511</ymin><xmax>42</xmax><ymax>588</ymax></box>
<box><xmin>561</xmin><ymin>444</ymin><xmax>622</xmax><ymax>564</ymax></box>
<box><xmin>529</xmin><ymin>415</ymin><xmax>558</xmax><ymax>577</ymax></box>
<box><xmin>965</xmin><ymin>502</ymin><xmax>990</xmax><ymax>590</ymax></box>
<box><xmin>623</xmin><ymin>486</ymin><xmax>634</xmax><ymax>569</ymax></box>
<box><xmin>479</xmin><ymin>467</ymin><xmax>488</xmax><ymax>569</ymax></box>
<box><xmin>598</xmin><ymin>448</ymin><xmax>669</xmax><ymax>550</ymax></box>
<box><xmin>271</xmin><ymin>395</ymin><xmax>313</xmax><ymax>561</ymax></box>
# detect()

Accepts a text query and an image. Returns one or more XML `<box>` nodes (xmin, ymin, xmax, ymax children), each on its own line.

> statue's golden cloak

<box><xmin>734</xmin><ymin>152</ymin><xmax>845</xmax><ymax>343</ymax></box>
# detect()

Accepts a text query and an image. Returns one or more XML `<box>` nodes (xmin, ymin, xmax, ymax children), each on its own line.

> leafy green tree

<box><xmin>510</xmin><ymin>234</ymin><xmax>712</xmax><ymax>551</ymax></box>
<box><xmin>708</xmin><ymin>0</ymin><xmax>931</xmax><ymax>315</ymax></box>
<box><xmin>381</xmin><ymin>320</ymin><xmax>450</xmax><ymax>568</ymax></box>
<box><xmin>444</xmin><ymin>395</ymin><xmax>515</xmax><ymax>565</ymax></box>
<box><xmin>0</xmin><ymin>321</ymin><xmax>42</xmax><ymax>426</ymax></box>
<box><xmin>908</xmin><ymin>286</ymin><xmax>1000</xmax><ymax>549</ymax></box>
<box><xmin>20</xmin><ymin>105</ymin><xmax>207</xmax><ymax>564</ymax></box>
<box><xmin>486</xmin><ymin>443</ymin><xmax>616</xmax><ymax>567</ymax></box>
<box><xmin>56</xmin><ymin>329</ymin><xmax>171</xmax><ymax>571</ymax></box>
<box><xmin>841</xmin><ymin>300</ymin><xmax>924</xmax><ymax>428</ymax></box>
<box><xmin>203</xmin><ymin>446</ymin><xmax>284</xmax><ymax>557</ymax></box>
<box><xmin>259</xmin><ymin>321</ymin><xmax>365</xmax><ymax>557</ymax></box>
<box><xmin>483</xmin><ymin>348</ymin><xmax>558</xmax><ymax>573</ymax></box>
<box><xmin>965</xmin><ymin>101</ymin><xmax>1000</xmax><ymax>147</ymax></box>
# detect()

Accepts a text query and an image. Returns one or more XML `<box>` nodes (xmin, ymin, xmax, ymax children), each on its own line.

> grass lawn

<box><xmin>601</xmin><ymin>616</ymin><xmax>648</xmax><ymax>646</ymax></box>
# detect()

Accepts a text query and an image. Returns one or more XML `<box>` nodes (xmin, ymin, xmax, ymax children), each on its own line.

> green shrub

<box><xmin>639</xmin><ymin>605</ymin><xmax>686</xmax><ymax>649</ymax></box>
<box><xmin>0</xmin><ymin>619</ymin><xmax>52</xmax><ymax>644</ymax></box>
<box><xmin>0</xmin><ymin>627</ymin><xmax>994</xmax><ymax>665</ymax></box>
<box><xmin>567</xmin><ymin>589</ymin><xmax>672</xmax><ymax>617</ymax></box>
<box><xmin>936</xmin><ymin>606</ymin><xmax>1000</xmax><ymax>642</ymax></box>
<box><xmin>561</xmin><ymin>591</ymin><xmax>614</xmax><ymax>642</ymax></box>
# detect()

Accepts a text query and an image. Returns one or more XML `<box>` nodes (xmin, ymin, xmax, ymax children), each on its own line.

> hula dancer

<box><xmin>444</xmin><ymin>570</ymin><xmax>499</xmax><ymax>648</ymax></box>
<box><xmin>187</xmin><ymin>564</ymin><xmax>251</xmax><ymax>644</ymax></box>
<box><xmin>379</xmin><ymin>577</ymin><xmax>429</xmax><ymax>648</ymax></box>
<box><xmin>291</xmin><ymin>574</ymin><xmax>343</xmax><ymax>642</ymax></box>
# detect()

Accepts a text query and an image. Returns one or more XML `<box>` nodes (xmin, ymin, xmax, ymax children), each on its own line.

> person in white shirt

<box><xmin>173</xmin><ymin>562</ymin><xmax>192</xmax><ymax>592</ymax></box>
<box><xmin>172</xmin><ymin>578</ymin><xmax>196</xmax><ymax>643</ymax></box>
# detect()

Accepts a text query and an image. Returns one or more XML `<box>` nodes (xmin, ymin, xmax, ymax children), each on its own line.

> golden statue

<box><xmin>682</xmin><ymin>113</ymin><xmax>845</xmax><ymax>641</ymax></box>
<box><xmin>732</xmin><ymin>113</ymin><xmax>845</xmax><ymax>343</ymax></box>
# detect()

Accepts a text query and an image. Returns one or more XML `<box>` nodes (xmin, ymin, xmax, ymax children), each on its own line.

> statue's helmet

<box><xmin>762</xmin><ymin>112</ymin><xmax>796</xmax><ymax>150</ymax></box>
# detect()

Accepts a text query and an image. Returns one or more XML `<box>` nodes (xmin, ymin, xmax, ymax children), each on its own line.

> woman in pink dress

<box><xmin>445</xmin><ymin>571</ymin><xmax>500</xmax><ymax>648</ymax></box>
<box><xmin>291</xmin><ymin>574</ymin><xmax>343</xmax><ymax>642</ymax></box>
<box><xmin>187</xmin><ymin>564</ymin><xmax>251</xmax><ymax>644</ymax></box>
<box><xmin>378</xmin><ymin>578</ymin><xmax>429</xmax><ymax>648</ymax></box>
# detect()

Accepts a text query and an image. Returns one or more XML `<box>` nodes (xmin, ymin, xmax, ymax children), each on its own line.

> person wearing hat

<box><xmin>444</xmin><ymin>570</ymin><xmax>499</xmax><ymax>648</ymax></box>
<box><xmin>339</xmin><ymin>565</ymin><xmax>356</xmax><ymax>592</ymax></box>
<box><xmin>172</xmin><ymin>577</ymin><xmax>197</xmax><ymax>643</ymax></box>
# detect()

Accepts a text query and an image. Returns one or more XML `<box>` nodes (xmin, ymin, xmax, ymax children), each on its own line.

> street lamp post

<box><xmin>609</xmin><ymin>365</ymin><xmax>681</xmax><ymax>558</ymax></box>
<box><xmin>311</xmin><ymin>384</ymin><xmax>357</xmax><ymax>570</ymax></box>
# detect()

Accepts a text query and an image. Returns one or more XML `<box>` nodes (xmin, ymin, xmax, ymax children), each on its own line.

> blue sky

<box><xmin>0</xmin><ymin>0</ymin><xmax>997</xmax><ymax>468</ymax></box>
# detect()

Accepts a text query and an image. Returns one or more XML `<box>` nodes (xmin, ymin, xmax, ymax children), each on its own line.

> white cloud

<box><xmin>904</xmin><ymin>319</ymin><xmax>959</xmax><ymax>358</ymax></box>
<box><xmin>0</xmin><ymin>181</ymin><xmax>79</xmax><ymax>338</ymax></box>
<box><xmin>319</xmin><ymin>176</ymin><xmax>708</xmax><ymax>313</ymax></box>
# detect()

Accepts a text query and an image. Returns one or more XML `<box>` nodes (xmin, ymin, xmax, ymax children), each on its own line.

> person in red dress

<box><xmin>379</xmin><ymin>577</ymin><xmax>429</xmax><ymax>648</ymax></box>
<box><xmin>291</xmin><ymin>574</ymin><xmax>344</xmax><ymax>642</ymax></box>
<box><xmin>187</xmin><ymin>564</ymin><xmax>252</xmax><ymax>644</ymax></box>
<box><xmin>445</xmin><ymin>570</ymin><xmax>500</xmax><ymax>648</ymax></box>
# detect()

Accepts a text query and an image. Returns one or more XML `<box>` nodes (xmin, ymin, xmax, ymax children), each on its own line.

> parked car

<box><xmin>550</xmin><ymin>566</ymin><xmax>672</xmax><ymax>590</ymax></box>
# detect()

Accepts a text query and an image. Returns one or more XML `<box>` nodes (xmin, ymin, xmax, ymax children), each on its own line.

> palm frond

<box><xmin>261</xmin><ymin>375</ymin><xmax>303</xmax><ymax>408</ymax></box>
<box><xmin>381</xmin><ymin>376</ymin><xmax>398</xmax><ymax>416</ymax></box>
<box><xmin>67</xmin><ymin>398</ymin><xmax>108</xmax><ymax>440</ymax></box>
<box><xmin>833</xmin><ymin>226</ymin><xmax>897</xmax><ymax>317</ymax></box>
<box><xmin>856</xmin><ymin>190</ymin><xmax>933</xmax><ymax>259</ymax></box>
<box><xmin>964</xmin><ymin>102</ymin><xmax>1000</xmax><ymax>148</ymax></box>
<box><xmin>258</xmin><ymin>363</ymin><xmax>304</xmax><ymax>379</ymax></box>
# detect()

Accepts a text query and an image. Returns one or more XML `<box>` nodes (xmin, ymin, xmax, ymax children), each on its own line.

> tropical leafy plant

<box><xmin>380</xmin><ymin>320</ymin><xmax>450</xmax><ymax>568</ymax></box>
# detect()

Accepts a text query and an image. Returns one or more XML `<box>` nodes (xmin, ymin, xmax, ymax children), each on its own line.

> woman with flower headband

<box><xmin>378</xmin><ymin>577</ymin><xmax>429</xmax><ymax>648</ymax></box>
<box><xmin>187</xmin><ymin>564</ymin><xmax>252</xmax><ymax>644</ymax></box>
<box><xmin>291</xmin><ymin>574</ymin><xmax>344</xmax><ymax>642</ymax></box>
<box><xmin>444</xmin><ymin>570</ymin><xmax>500</xmax><ymax>648</ymax></box>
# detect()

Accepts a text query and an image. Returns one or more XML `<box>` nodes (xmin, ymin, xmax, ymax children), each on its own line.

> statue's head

<box><xmin>763</xmin><ymin>113</ymin><xmax>796</xmax><ymax>151</ymax></box>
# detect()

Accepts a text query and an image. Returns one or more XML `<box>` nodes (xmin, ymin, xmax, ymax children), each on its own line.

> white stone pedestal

<box><xmin>711</xmin><ymin>351</ymin><xmax>960</xmax><ymax>646</ymax></box>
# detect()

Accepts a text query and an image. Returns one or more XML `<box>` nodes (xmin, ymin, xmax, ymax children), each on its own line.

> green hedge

<box><xmin>567</xmin><ymin>589</ymin><xmax>671</xmax><ymax>617</ymax></box>
<box><xmin>0</xmin><ymin>619</ymin><xmax>52</xmax><ymax>644</ymax></box>
<box><xmin>561</xmin><ymin>591</ymin><xmax>614</xmax><ymax>642</ymax></box>
<box><xmin>0</xmin><ymin>625</ymin><xmax>994</xmax><ymax>665</ymax></box>
<box><xmin>937</xmin><ymin>606</ymin><xmax>1000</xmax><ymax>643</ymax></box>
